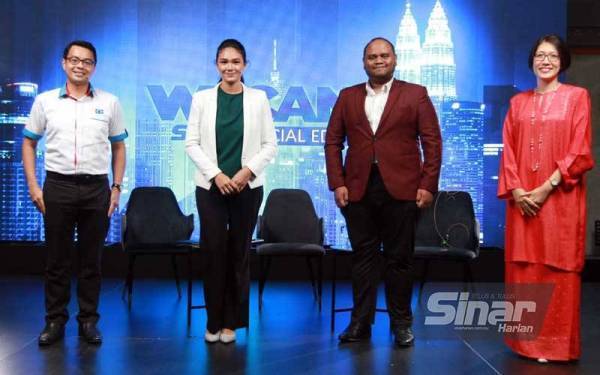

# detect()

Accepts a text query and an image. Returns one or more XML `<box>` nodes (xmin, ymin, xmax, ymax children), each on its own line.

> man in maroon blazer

<box><xmin>325</xmin><ymin>37</ymin><xmax>442</xmax><ymax>346</ymax></box>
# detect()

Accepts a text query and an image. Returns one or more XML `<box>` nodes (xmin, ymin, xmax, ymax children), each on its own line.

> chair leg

<box><xmin>127</xmin><ymin>254</ymin><xmax>136</xmax><ymax>310</ymax></box>
<box><xmin>317</xmin><ymin>255</ymin><xmax>323</xmax><ymax>312</ymax></box>
<box><xmin>330</xmin><ymin>251</ymin><xmax>337</xmax><ymax>332</ymax></box>
<box><xmin>306</xmin><ymin>256</ymin><xmax>317</xmax><ymax>300</ymax></box>
<box><xmin>258</xmin><ymin>255</ymin><xmax>263</xmax><ymax>312</ymax></box>
<box><xmin>187</xmin><ymin>251</ymin><xmax>193</xmax><ymax>327</ymax></box>
<box><xmin>258</xmin><ymin>255</ymin><xmax>271</xmax><ymax>312</ymax></box>
<box><xmin>265</xmin><ymin>257</ymin><xmax>273</xmax><ymax>302</ymax></box>
<box><xmin>122</xmin><ymin>255</ymin><xmax>130</xmax><ymax>300</ymax></box>
<box><xmin>463</xmin><ymin>261</ymin><xmax>475</xmax><ymax>293</ymax></box>
<box><xmin>265</xmin><ymin>257</ymin><xmax>273</xmax><ymax>279</ymax></box>
<box><xmin>171</xmin><ymin>255</ymin><xmax>182</xmax><ymax>299</ymax></box>
<box><xmin>419</xmin><ymin>259</ymin><xmax>430</xmax><ymax>302</ymax></box>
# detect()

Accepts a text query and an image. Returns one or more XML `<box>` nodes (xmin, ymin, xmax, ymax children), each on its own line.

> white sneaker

<box><xmin>220</xmin><ymin>330</ymin><xmax>236</xmax><ymax>344</ymax></box>
<box><xmin>204</xmin><ymin>330</ymin><xmax>221</xmax><ymax>343</ymax></box>
<box><xmin>537</xmin><ymin>358</ymin><xmax>549</xmax><ymax>363</ymax></box>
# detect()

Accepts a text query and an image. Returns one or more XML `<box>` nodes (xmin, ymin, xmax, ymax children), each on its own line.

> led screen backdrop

<box><xmin>0</xmin><ymin>0</ymin><xmax>566</xmax><ymax>247</ymax></box>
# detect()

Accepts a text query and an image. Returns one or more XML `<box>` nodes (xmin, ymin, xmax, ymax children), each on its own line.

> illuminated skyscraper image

<box><xmin>394</xmin><ymin>1</ymin><xmax>486</xmax><ymax>240</ymax></box>
<box><xmin>0</xmin><ymin>0</ymin><xmax>562</xmax><ymax>249</ymax></box>
<box><xmin>440</xmin><ymin>101</ymin><xmax>484</xmax><ymax>239</ymax></box>
<box><xmin>270</xmin><ymin>39</ymin><xmax>284</xmax><ymax>97</ymax></box>
<box><xmin>135</xmin><ymin>119</ymin><xmax>176</xmax><ymax>188</ymax></box>
<box><xmin>0</xmin><ymin>82</ymin><xmax>44</xmax><ymax>240</ymax></box>
<box><xmin>482</xmin><ymin>85</ymin><xmax>520</xmax><ymax>247</ymax></box>
<box><xmin>395</xmin><ymin>1</ymin><xmax>421</xmax><ymax>84</ymax></box>
<box><xmin>421</xmin><ymin>0</ymin><xmax>456</xmax><ymax>106</ymax></box>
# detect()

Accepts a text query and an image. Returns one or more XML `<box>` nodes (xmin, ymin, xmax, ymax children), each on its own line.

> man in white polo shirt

<box><xmin>22</xmin><ymin>40</ymin><xmax>127</xmax><ymax>346</ymax></box>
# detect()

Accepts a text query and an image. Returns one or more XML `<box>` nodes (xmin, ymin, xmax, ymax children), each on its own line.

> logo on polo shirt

<box><xmin>95</xmin><ymin>108</ymin><xmax>104</xmax><ymax>114</ymax></box>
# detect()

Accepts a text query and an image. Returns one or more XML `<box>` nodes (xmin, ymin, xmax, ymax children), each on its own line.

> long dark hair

<box><xmin>216</xmin><ymin>39</ymin><xmax>247</xmax><ymax>83</ymax></box>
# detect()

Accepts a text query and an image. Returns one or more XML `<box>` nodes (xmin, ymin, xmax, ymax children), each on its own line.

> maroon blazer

<box><xmin>325</xmin><ymin>79</ymin><xmax>442</xmax><ymax>202</ymax></box>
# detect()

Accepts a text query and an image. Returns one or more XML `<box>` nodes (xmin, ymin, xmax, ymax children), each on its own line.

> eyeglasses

<box><xmin>65</xmin><ymin>56</ymin><xmax>96</xmax><ymax>67</ymax></box>
<box><xmin>534</xmin><ymin>53</ymin><xmax>560</xmax><ymax>63</ymax></box>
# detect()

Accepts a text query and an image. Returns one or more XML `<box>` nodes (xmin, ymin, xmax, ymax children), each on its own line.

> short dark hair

<box><xmin>215</xmin><ymin>38</ymin><xmax>247</xmax><ymax>64</ymax></box>
<box><xmin>528</xmin><ymin>34</ymin><xmax>570</xmax><ymax>73</ymax></box>
<box><xmin>63</xmin><ymin>40</ymin><xmax>97</xmax><ymax>63</ymax></box>
<box><xmin>363</xmin><ymin>37</ymin><xmax>396</xmax><ymax>59</ymax></box>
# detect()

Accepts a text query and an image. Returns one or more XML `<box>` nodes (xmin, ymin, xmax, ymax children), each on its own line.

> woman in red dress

<box><xmin>498</xmin><ymin>34</ymin><xmax>594</xmax><ymax>362</ymax></box>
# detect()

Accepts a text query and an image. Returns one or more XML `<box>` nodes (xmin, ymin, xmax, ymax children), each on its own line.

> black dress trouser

<box><xmin>196</xmin><ymin>184</ymin><xmax>263</xmax><ymax>334</ymax></box>
<box><xmin>341</xmin><ymin>165</ymin><xmax>417</xmax><ymax>329</ymax></box>
<box><xmin>43</xmin><ymin>171</ymin><xmax>110</xmax><ymax>325</ymax></box>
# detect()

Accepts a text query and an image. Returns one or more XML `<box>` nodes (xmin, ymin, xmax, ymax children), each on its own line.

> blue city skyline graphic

<box><xmin>0</xmin><ymin>0</ymin><xmax>566</xmax><ymax>248</ymax></box>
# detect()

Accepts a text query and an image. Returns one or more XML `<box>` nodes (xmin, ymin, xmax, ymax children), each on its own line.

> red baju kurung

<box><xmin>498</xmin><ymin>84</ymin><xmax>594</xmax><ymax>360</ymax></box>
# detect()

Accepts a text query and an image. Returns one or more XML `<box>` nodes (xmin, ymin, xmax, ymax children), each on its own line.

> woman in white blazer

<box><xmin>185</xmin><ymin>39</ymin><xmax>277</xmax><ymax>344</ymax></box>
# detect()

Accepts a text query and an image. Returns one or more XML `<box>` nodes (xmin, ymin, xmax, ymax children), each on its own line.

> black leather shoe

<box><xmin>79</xmin><ymin>322</ymin><xmax>102</xmax><ymax>345</ymax></box>
<box><xmin>393</xmin><ymin>326</ymin><xmax>414</xmax><ymax>347</ymax></box>
<box><xmin>38</xmin><ymin>322</ymin><xmax>65</xmax><ymax>346</ymax></box>
<box><xmin>338</xmin><ymin>322</ymin><xmax>371</xmax><ymax>342</ymax></box>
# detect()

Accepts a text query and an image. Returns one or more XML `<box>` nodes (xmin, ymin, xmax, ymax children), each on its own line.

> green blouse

<box><xmin>216</xmin><ymin>87</ymin><xmax>244</xmax><ymax>178</ymax></box>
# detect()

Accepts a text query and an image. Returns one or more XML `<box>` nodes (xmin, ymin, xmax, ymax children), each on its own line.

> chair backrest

<box><xmin>124</xmin><ymin>187</ymin><xmax>193</xmax><ymax>246</ymax></box>
<box><xmin>415</xmin><ymin>191</ymin><xmax>479</xmax><ymax>254</ymax></box>
<box><xmin>260</xmin><ymin>189</ymin><xmax>322</xmax><ymax>245</ymax></box>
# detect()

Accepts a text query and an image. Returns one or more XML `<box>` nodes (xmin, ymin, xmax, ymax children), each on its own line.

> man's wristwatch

<box><xmin>549</xmin><ymin>178</ymin><xmax>559</xmax><ymax>189</ymax></box>
<box><xmin>111</xmin><ymin>183</ymin><xmax>122</xmax><ymax>192</ymax></box>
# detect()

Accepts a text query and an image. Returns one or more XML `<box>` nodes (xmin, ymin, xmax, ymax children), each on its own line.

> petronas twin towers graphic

<box><xmin>395</xmin><ymin>0</ymin><xmax>456</xmax><ymax>102</ymax></box>
<box><xmin>395</xmin><ymin>1</ymin><xmax>487</xmax><ymax>243</ymax></box>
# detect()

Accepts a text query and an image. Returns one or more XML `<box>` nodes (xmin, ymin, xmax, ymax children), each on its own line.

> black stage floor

<box><xmin>1</xmin><ymin>277</ymin><xmax>599</xmax><ymax>374</ymax></box>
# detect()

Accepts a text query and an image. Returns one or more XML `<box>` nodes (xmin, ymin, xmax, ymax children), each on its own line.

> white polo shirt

<box><xmin>24</xmin><ymin>85</ymin><xmax>128</xmax><ymax>175</ymax></box>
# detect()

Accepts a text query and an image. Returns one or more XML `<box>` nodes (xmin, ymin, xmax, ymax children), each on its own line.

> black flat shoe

<box><xmin>393</xmin><ymin>326</ymin><xmax>414</xmax><ymax>347</ymax></box>
<box><xmin>79</xmin><ymin>322</ymin><xmax>102</xmax><ymax>345</ymax></box>
<box><xmin>38</xmin><ymin>322</ymin><xmax>65</xmax><ymax>346</ymax></box>
<box><xmin>338</xmin><ymin>322</ymin><xmax>371</xmax><ymax>342</ymax></box>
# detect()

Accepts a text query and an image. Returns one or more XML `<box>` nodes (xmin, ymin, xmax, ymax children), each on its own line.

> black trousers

<box><xmin>196</xmin><ymin>185</ymin><xmax>263</xmax><ymax>333</ymax></box>
<box><xmin>341</xmin><ymin>166</ymin><xmax>417</xmax><ymax>328</ymax></box>
<box><xmin>42</xmin><ymin>171</ymin><xmax>110</xmax><ymax>325</ymax></box>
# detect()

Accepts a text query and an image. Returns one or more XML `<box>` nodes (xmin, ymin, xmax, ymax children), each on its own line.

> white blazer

<box><xmin>185</xmin><ymin>83</ymin><xmax>278</xmax><ymax>190</ymax></box>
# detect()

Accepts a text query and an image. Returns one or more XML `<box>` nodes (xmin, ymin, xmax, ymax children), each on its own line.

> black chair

<box><xmin>121</xmin><ymin>187</ymin><xmax>204</xmax><ymax>325</ymax></box>
<box><xmin>329</xmin><ymin>191</ymin><xmax>480</xmax><ymax>332</ymax></box>
<box><xmin>256</xmin><ymin>189</ymin><xmax>326</xmax><ymax>312</ymax></box>
<box><xmin>328</xmin><ymin>247</ymin><xmax>389</xmax><ymax>332</ymax></box>
<box><xmin>414</xmin><ymin>191</ymin><xmax>480</xmax><ymax>298</ymax></box>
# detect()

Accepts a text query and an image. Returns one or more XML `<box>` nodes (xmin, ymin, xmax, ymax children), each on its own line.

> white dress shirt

<box><xmin>364</xmin><ymin>78</ymin><xmax>394</xmax><ymax>134</ymax></box>
<box><xmin>24</xmin><ymin>85</ymin><xmax>128</xmax><ymax>175</ymax></box>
